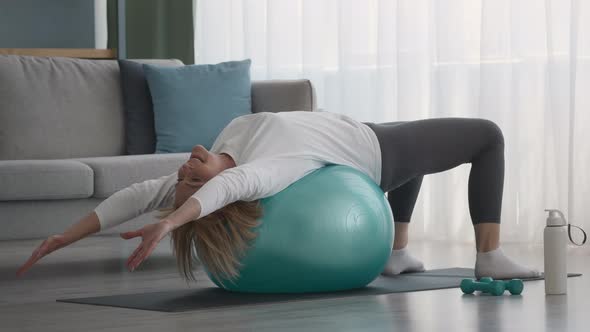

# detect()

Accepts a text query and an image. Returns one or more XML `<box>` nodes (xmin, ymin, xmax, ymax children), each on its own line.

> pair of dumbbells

<box><xmin>460</xmin><ymin>277</ymin><xmax>524</xmax><ymax>296</ymax></box>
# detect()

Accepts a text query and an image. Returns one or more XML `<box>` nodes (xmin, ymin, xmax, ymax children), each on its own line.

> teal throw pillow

<box><xmin>143</xmin><ymin>59</ymin><xmax>252</xmax><ymax>153</ymax></box>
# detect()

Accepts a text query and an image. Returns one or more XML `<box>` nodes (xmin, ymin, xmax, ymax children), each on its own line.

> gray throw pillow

<box><xmin>118</xmin><ymin>59</ymin><xmax>182</xmax><ymax>155</ymax></box>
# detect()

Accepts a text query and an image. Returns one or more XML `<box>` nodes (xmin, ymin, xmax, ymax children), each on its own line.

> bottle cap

<box><xmin>545</xmin><ymin>209</ymin><xmax>567</xmax><ymax>226</ymax></box>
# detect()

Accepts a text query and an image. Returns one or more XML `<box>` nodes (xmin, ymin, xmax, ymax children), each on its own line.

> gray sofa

<box><xmin>0</xmin><ymin>55</ymin><xmax>316</xmax><ymax>240</ymax></box>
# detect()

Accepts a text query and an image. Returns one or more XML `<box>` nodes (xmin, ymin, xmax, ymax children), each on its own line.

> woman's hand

<box><xmin>16</xmin><ymin>212</ymin><xmax>100</xmax><ymax>278</ymax></box>
<box><xmin>16</xmin><ymin>234</ymin><xmax>68</xmax><ymax>277</ymax></box>
<box><xmin>120</xmin><ymin>220</ymin><xmax>173</xmax><ymax>272</ymax></box>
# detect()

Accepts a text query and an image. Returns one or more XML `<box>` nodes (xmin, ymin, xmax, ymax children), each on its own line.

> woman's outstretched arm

<box><xmin>189</xmin><ymin>158</ymin><xmax>324</xmax><ymax>221</ymax></box>
<box><xmin>17</xmin><ymin>172</ymin><xmax>178</xmax><ymax>277</ymax></box>
<box><xmin>123</xmin><ymin>198</ymin><xmax>202</xmax><ymax>272</ymax></box>
<box><xmin>134</xmin><ymin>158</ymin><xmax>321</xmax><ymax>241</ymax></box>
<box><xmin>122</xmin><ymin>158</ymin><xmax>325</xmax><ymax>271</ymax></box>
<box><xmin>161</xmin><ymin>196</ymin><xmax>202</xmax><ymax>231</ymax></box>
<box><xmin>62</xmin><ymin>211</ymin><xmax>101</xmax><ymax>240</ymax></box>
<box><xmin>16</xmin><ymin>211</ymin><xmax>100</xmax><ymax>277</ymax></box>
<box><xmin>95</xmin><ymin>173</ymin><xmax>178</xmax><ymax>231</ymax></box>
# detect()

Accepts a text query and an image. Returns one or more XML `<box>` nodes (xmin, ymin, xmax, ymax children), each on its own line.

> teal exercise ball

<box><xmin>205</xmin><ymin>165</ymin><xmax>394</xmax><ymax>293</ymax></box>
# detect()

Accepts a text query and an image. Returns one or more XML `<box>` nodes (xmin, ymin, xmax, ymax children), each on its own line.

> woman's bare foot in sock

<box><xmin>381</xmin><ymin>248</ymin><xmax>426</xmax><ymax>276</ymax></box>
<box><xmin>475</xmin><ymin>247</ymin><xmax>541</xmax><ymax>279</ymax></box>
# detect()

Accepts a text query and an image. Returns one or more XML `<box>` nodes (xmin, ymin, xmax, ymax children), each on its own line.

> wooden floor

<box><xmin>1</xmin><ymin>235</ymin><xmax>588</xmax><ymax>332</ymax></box>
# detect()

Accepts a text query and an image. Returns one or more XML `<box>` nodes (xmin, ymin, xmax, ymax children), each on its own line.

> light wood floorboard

<box><xmin>1</xmin><ymin>235</ymin><xmax>588</xmax><ymax>332</ymax></box>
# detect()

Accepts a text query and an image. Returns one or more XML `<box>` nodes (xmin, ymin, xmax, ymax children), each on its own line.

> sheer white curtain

<box><xmin>195</xmin><ymin>0</ymin><xmax>590</xmax><ymax>244</ymax></box>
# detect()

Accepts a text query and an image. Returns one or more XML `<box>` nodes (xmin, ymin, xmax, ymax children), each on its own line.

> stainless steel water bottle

<box><xmin>543</xmin><ymin>209</ymin><xmax>568</xmax><ymax>295</ymax></box>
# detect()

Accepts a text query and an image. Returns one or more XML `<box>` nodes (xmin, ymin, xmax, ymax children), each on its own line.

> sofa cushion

<box><xmin>118</xmin><ymin>59</ymin><xmax>184</xmax><ymax>155</ymax></box>
<box><xmin>0</xmin><ymin>160</ymin><xmax>93</xmax><ymax>200</ymax></box>
<box><xmin>75</xmin><ymin>153</ymin><xmax>190</xmax><ymax>198</ymax></box>
<box><xmin>0</xmin><ymin>55</ymin><xmax>123</xmax><ymax>160</ymax></box>
<box><xmin>0</xmin><ymin>55</ymin><xmax>184</xmax><ymax>160</ymax></box>
<box><xmin>143</xmin><ymin>59</ymin><xmax>252</xmax><ymax>153</ymax></box>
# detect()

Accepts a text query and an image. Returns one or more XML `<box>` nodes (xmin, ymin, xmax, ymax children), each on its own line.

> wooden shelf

<box><xmin>0</xmin><ymin>48</ymin><xmax>117</xmax><ymax>59</ymax></box>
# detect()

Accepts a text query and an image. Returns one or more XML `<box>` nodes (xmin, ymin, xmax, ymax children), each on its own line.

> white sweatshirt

<box><xmin>94</xmin><ymin>111</ymin><xmax>382</xmax><ymax>231</ymax></box>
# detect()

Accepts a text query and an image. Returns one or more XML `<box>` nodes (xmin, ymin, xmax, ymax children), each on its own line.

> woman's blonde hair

<box><xmin>158</xmin><ymin>200</ymin><xmax>263</xmax><ymax>286</ymax></box>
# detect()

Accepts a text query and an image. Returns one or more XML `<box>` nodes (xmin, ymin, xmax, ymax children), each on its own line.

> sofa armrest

<box><xmin>251</xmin><ymin>79</ymin><xmax>316</xmax><ymax>113</ymax></box>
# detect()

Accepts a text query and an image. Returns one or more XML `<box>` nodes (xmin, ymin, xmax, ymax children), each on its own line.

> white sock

<box><xmin>381</xmin><ymin>247</ymin><xmax>426</xmax><ymax>276</ymax></box>
<box><xmin>475</xmin><ymin>247</ymin><xmax>541</xmax><ymax>279</ymax></box>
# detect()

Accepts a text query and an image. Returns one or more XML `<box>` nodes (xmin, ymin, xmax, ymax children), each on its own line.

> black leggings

<box><xmin>363</xmin><ymin>118</ymin><xmax>505</xmax><ymax>225</ymax></box>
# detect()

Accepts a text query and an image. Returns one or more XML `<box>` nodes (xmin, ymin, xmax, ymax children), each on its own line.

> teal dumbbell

<box><xmin>461</xmin><ymin>278</ymin><xmax>506</xmax><ymax>296</ymax></box>
<box><xmin>460</xmin><ymin>277</ymin><xmax>524</xmax><ymax>296</ymax></box>
<box><xmin>480</xmin><ymin>277</ymin><xmax>524</xmax><ymax>295</ymax></box>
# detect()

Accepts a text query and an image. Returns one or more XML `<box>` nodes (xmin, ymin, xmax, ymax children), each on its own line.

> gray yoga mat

<box><xmin>57</xmin><ymin>268</ymin><xmax>582</xmax><ymax>312</ymax></box>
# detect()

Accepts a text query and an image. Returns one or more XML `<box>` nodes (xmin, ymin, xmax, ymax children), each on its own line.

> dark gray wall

<box><xmin>0</xmin><ymin>0</ymin><xmax>95</xmax><ymax>48</ymax></box>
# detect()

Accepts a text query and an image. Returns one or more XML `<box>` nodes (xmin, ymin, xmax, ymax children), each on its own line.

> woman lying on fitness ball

<box><xmin>16</xmin><ymin>111</ymin><xmax>540</xmax><ymax>282</ymax></box>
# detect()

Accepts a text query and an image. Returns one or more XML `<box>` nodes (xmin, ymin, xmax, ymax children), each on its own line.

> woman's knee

<box><xmin>478</xmin><ymin>119</ymin><xmax>505</xmax><ymax>147</ymax></box>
